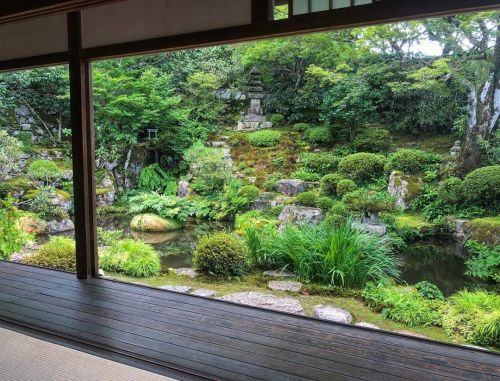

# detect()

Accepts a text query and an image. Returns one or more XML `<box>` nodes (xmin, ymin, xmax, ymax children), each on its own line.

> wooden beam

<box><xmin>0</xmin><ymin>52</ymin><xmax>68</xmax><ymax>73</ymax></box>
<box><xmin>67</xmin><ymin>11</ymin><xmax>98</xmax><ymax>279</ymax></box>
<box><xmin>81</xmin><ymin>0</ymin><xmax>500</xmax><ymax>61</ymax></box>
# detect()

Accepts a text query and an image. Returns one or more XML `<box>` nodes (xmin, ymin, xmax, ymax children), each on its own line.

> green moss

<box><xmin>466</xmin><ymin>217</ymin><xmax>500</xmax><ymax>246</ymax></box>
<box><xmin>96</xmin><ymin>187</ymin><xmax>112</xmax><ymax>196</ymax></box>
<box><xmin>56</xmin><ymin>189</ymin><xmax>71</xmax><ymax>200</ymax></box>
<box><xmin>130</xmin><ymin>213</ymin><xmax>183</xmax><ymax>232</ymax></box>
<box><xmin>394</xmin><ymin>214</ymin><xmax>432</xmax><ymax>230</ymax></box>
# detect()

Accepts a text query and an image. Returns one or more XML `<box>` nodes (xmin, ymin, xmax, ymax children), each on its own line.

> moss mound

<box><xmin>22</xmin><ymin>237</ymin><xmax>76</xmax><ymax>272</ymax></box>
<box><xmin>466</xmin><ymin>217</ymin><xmax>500</xmax><ymax>246</ymax></box>
<box><xmin>130</xmin><ymin>213</ymin><xmax>182</xmax><ymax>232</ymax></box>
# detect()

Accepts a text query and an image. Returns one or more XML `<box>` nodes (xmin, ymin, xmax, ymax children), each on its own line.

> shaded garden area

<box><xmin>0</xmin><ymin>10</ymin><xmax>499</xmax><ymax>350</ymax></box>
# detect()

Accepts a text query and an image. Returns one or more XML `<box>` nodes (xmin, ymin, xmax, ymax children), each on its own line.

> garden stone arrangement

<box><xmin>1</xmin><ymin>12</ymin><xmax>499</xmax><ymax>352</ymax></box>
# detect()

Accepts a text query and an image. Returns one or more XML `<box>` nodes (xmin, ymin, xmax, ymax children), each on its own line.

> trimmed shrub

<box><xmin>247</xmin><ymin>130</ymin><xmax>282</xmax><ymax>147</ymax></box>
<box><xmin>320</xmin><ymin>173</ymin><xmax>343</xmax><ymax>197</ymax></box>
<box><xmin>353</xmin><ymin>129</ymin><xmax>391</xmax><ymax>152</ymax></box>
<box><xmin>437</xmin><ymin>177</ymin><xmax>463</xmax><ymax>204</ymax></box>
<box><xmin>303</xmin><ymin>127</ymin><xmax>333</xmax><ymax>146</ymax></box>
<box><xmin>23</xmin><ymin>237</ymin><xmax>76</xmax><ymax>272</ymax></box>
<box><xmin>415</xmin><ymin>281</ymin><xmax>445</xmax><ymax>301</ymax></box>
<box><xmin>293</xmin><ymin>122</ymin><xmax>311</xmax><ymax>132</ymax></box>
<box><xmin>101</xmin><ymin>239</ymin><xmax>161</xmax><ymax>277</ymax></box>
<box><xmin>295</xmin><ymin>191</ymin><xmax>317</xmax><ymax>207</ymax></box>
<box><xmin>338</xmin><ymin>153</ymin><xmax>386</xmax><ymax>182</ymax></box>
<box><xmin>388</xmin><ymin>149</ymin><xmax>441</xmax><ymax>173</ymax></box>
<box><xmin>336</xmin><ymin>179</ymin><xmax>357</xmax><ymax>197</ymax></box>
<box><xmin>462</xmin><ymin>165</ymin><xmax>500</xmax><ymax>207</ymax></box>
<box><xmin>290</xmin><ymin>169</ymin><xmax>321</xmax><ymax>182</ymax></box>
<box><xmin>27</xmin><ymin>160</ymin><xmax>62</xmax><ymax>184</ymax></box>
<box><xmin>299</xmin><ymin>152</ymin><xmax>340</xmax><ymax>176</ymax></box>
<box><xmin>194</xmin><ymin>233</ymin><xmax>248</xmax><ymax>277</ymax></box>
<box><xmin>316</xmin><ymin>196</ymin><xmax>335</xmax><ymax>211</ymax></box>
<box><xmin>268</xmin><ymin>113</ymin><xmax>285</xmax><ymax>126</ymax></box>
<box><xmin>442</xmin><ymin>291</ymin><xmax>500</xmax><ymax>347</ymax></box>
<box><xmin>238</xmin><ymin>185</ymin><xmax>260</xmax><ymax>201</ymax></box>
<box><xmin>343</xmin><ymin>189</ymin><xmax>395</xmax><ymax>216</ymax></box>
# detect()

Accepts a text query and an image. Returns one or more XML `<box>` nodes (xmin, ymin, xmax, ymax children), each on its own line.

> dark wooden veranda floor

<box><xmin>0</xmin><ymin>261</ymin><xmax>498</xmax><ymax>381</ymax></box>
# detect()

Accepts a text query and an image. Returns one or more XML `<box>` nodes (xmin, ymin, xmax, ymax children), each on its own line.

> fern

<box><xmin>128</xmin><ymin>192</ymin><xmax>195</xmax><ymax>222</ymax></box>
<box><xmin>138</xmin><ymin>164</ymin><xmax>177</xmax><ymax>194</ymax></box>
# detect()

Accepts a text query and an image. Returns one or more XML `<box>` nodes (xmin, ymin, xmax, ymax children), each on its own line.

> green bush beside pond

<box><xmin>338</xmin><ymin>153</ymin><xmax>386</xmax><ymax>182</ymax></box>
<box><xmin>462</xmin><ymin>165</ymin><xmax>500</xmax><ymax>208</ymax></box>
<box><xmin>23</xmin><ymin>237</ymin><xmax>76</xmax><ymax>272</ymax></box>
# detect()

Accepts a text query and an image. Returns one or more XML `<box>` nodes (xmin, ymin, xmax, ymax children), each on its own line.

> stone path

<box><xmin>219</xmin><ymin>292</ymin><xmax>305</xmax><ymax>315</ymax></box>
<box><xmin>191</xmin><ymin>289</ymin><xmax>217</xmax><ymax>298</ymax></box>
<box><xmin>268</xmin><ymin>280</ymin><xmax>303</xmax><ymax>292</ymax></box>
<box><xmin>158</xmin><ymin>285</ymin><xmax>192</xmax><ymax>293</ymax></box>
<box><xmin>263</xmin><ymin>270</ymin><xmax>295</xmax><ymax>278</ymax></box>
<box><xmin>355</xmin><ymin>322</ymin><xmax>380</xmax><ymax>329</ymax></box>
<box><xmin>313</xmin><ymin>305</ymin><xmax>353</xmax><ymax>324</ymax></box>
<box><xmin>174</xmin><ymin>268</ymin><xmax>199</xmax><ymax>278</ymax></box>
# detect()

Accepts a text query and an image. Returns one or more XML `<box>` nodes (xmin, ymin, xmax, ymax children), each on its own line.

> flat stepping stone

<box><xmin>174</xmin><ymin>268</ymin><xmax>199</xmax><ymax>278</ymax></box>
<box><xmin>314</xmin><ymin>305</ymin><xmax>353</xmax><ymax>324</ymax></box>
<box><xmin>268</xmin><ymin>280</ymin><xmax>303</xmax><ymax>292</ymax></box>
<box><xmin>355</xmin><ymin>322</ymin><xmax>380</xmax><ymax>330</ymax></box>
<box><xmin>219</xmin><ymin>292</ymin><xmax>305</xmax><ymax>315</ymax></box>
<box><xmin>394</xmin><ymin>330</ymin><xmax>428</xmax><ymax>339</ymax></box>
<box><xmin>263</xmin><ymin>270</ymin><xmax>295</xmax><ymax>278</ymax></box>
<box><xmin>132</xmin><ymin>282</ymin><xmax>148</xmax><ymax>287</ymax></box>
<box><xmin>191</xmin><ymin>289</ymin><xmax>217</xmax><ymax>298</ymax></box>
<box><xmin>158</xmin><ymin>285</ymin><xmax>192</xmax><ymax>293</ymax></box>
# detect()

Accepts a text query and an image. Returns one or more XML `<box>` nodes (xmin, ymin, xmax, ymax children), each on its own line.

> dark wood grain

<box><xmin>0</xmin><ymin>262</ymin><xmax>498</xmax><ymax>381</ymax></box>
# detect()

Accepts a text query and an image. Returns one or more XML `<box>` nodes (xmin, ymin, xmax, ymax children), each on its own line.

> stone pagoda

<box><xmin>236</xmin><ymin>67</ymin><xmax>273</xmax><ymax>131</ymax></box>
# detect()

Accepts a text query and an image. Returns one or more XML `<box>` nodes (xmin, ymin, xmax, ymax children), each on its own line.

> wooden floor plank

<box><xmin>0</xmin><ymin>262</ymin><xmax>498</xmax><ymax>381</ymax></box>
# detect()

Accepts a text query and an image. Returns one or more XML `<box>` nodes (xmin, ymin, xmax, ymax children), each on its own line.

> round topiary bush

<box><xmin>320</xmin><ymin>173</ymin><xmax>343</xmax><ymax>196</ymax></box>
<box><xmin>353</xmin><ymin>129</ymin><xmax>391</xmax><ymax>152</ymax></box>
<box><xmin>338</xmin><ymin>153</ymin><xmax>386</xmax><ymax>182</ymax></box>
<box><xmin>461</xmin><ymin>165</ymin><xmax>500</xmax><ymax>207</ymax></box>
<box><xmin>342</xmin><ymin>189</ymin><xmax>394</xmax><ymax>216</ymax></box>
<box><xmin>295</xmin><ymin>191</ymin><xmax>317</xmax><ymax>207</ymax></box>
<box><xmin>316</xmin><ymin>196</ymin><xmax>334</xmax><ymax>211</ymax></box>
<box><xmin>299</xmin><ymin>152</ymin><xmax>340</xmax><ymax>176</ymax></box>
<box><xmin>27</xmin><ymin>159</ymin><xmax>62</xmax><ymax>184</ymax></box>
<box><xmin>437</xmin><ymin>177</ymin><xmax>463</xmax><ymax>204</ymax></box>
<box><xmin>238</xmin><ymin>185</ymin><xmax>260</xmax><ymax>201</ymax></box>
<box><xmin>22</xmin><ymin>237</ymin><xmax>76</xmax><ymax>271</ymax></box>
<box><xmin>336</xmin><ymin>179</ymin><xmax>357</xmax><ymax>197</ymax></box>
<box><xmin>388</xmin><ymin>149</ymin><xmax>441</xmax><ymax>173</ymax></box>
<box><xmin>268</xmin><ymin>113</ymin><xmax>285</xmax><ymax>126</ymax></box>
<box><xmin>303</xmin><ymin>127</ymin><xmax>333</xmax><ymax>146</ymax></box>
<box><xmin>293</xmin><ymin>122</ymin><xmax>311</xmax><ymax>132</ymax></box>
<box><xmin>247</xmin><ymin>130</ymin><xmax>282</xmax><ymax>147</ymax></box>
<box><xmin>130</xmin><ymin>213</ymin><xmax>182</xmax><ymax>232</ymax></box>
<box><xmin>194</xmin><ymin>233</ymin><xmax>247</xmax><ymax>277</ymax></box>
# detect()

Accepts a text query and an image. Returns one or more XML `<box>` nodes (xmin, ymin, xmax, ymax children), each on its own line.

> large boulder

<box><xmin>268</xmin><ymin>280</ymin><xmax>302</xmax><ymax>292</ymax></box>
<box><xmin>219</xmin><ymin>292</ymin><xmax>305</xmax><ymax>315</ymax></box>
<box><xmin>45</xmin><ymin>219</ymin><xmax>75</xmax><ymax>234</ymax></box>
<box><xmin>278</xmin><ymin>206</ymin><xmax>323</xmax><ymax>231</ymax></box>
<box><xmin>19</xmin><ymin>216</ymin><xmax>46</xmax><ymax>235</ymax></box>
<box><xmin>314</xmin><ymin>305</ymin><xmax>353</xmax><ymax>324</ymax></box>
<box><xmin>177</xmin><ymin>180</ymin><xmax>190</xmax><ymax>198</ymax></box>
<box><xmin>96</xmin><ymin>188</ymin><xmax>116</xmax><ymax>207</ymax></box>
<box><xmin>276</xmin><ymin>179</ymin><xmax>308</xmax><ymax>196</ymax></box>
<box><xmin>387</xmin><ymin>171</ymin><xmax>422</xmax><ymax>210</ymax></box>
<box><xmin>130</xmin><ymin>213</ymin><xmax>182</xmax><ymax>232</ymax></box>
<box><xmin>352</xmin><ymin>218</ymin><xmax>387</xmax><ymax>236</ymax></box>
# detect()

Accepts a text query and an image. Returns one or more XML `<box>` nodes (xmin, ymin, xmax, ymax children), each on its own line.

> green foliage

<box><xmin>461</xmin><ymin>166</ymin><xmax>500</xmax><ymax>207</ymax></box>
<box><xmin>290</xmin><ymin>169</ymin><xmax>321</xmax><ymax>182</ymax></box>
<box><xmin>247</xmin><ymin>130</ymin><xmax>282</xmax><ymax>147</ymax></box>
<box><xmin>0</xmin><ymin>131</ymin><xmax>22</xmax><ymax>181</ymax></box>
<box><xmin>316</xmin><ymin>196</ymin><xmax>335</xmax><ymax>211</ymax></box>
<box><xmin>27</xmin><ymin>186</ymin><xmax>67</xmax><ymax>221</ymax></box>
<box><xmin>247</xmin><ymin>222</ymin><xmax>400</xmax><ymax>288</ymax></box>
<box><xmin>353</xmin><ymin>129</ymin><xmax>391</xmax><ymax>152</ymax></box>
<box><xmin>0</xmin><ymin>197</ymin><xmax>31</xmax><ymax>260</ymax></box>
<box><xmin>295</xmin><ymin>191</ymin><xmax>317</xmax><ymax>207</ymax></box>
<box><xmin>128</xmin><ymin>192</ymin><xmax>194</xmax><ymax>223</ymax></box>
<box><xmin>388</xmin><ymin>149</ymin><xmax>441</xmax><ymax>173</ymax></box>
<box><xmin>27</xmin><ymin>160</ymin><xmax>62</xmax><ymax>184</ymax></box>
<box><xmin>464</xmin><ymin>240</ymin><xmax>500</xmax><ymax>283</ymax></box>
<box><xmin>437</xmin><ymin>177</ymin><xmax>463</xmax><ymax>204</ymax></box>
<box><xmin>194</xmin><ymin>233</ymin><xmax>248</xmax><ymax>278</ymax></box>
<box><xmin>216</xmin><ymin>180</ymin><xmax>255</xmax><ymax>220</ymax></box>
<box><xmin>0</xmin><ymin>182</ymin><xmax>13</xmax><ymax>199</ymax></box>
<box><xmin>235</xmin><ymin>210</ymin><xmax>278</xmax><ymax>234</ymax></box>
<box><xmin>101</xmin><ymin>239</ymin><xmax>161</xmax><ymax>277</ymax></box>
<box><xmin>343</xmin><ymin>189</ymin><xmax>394</xmax><ymax>216</ymax></box>
<box><xmin>97</xmin><ymin>227</ymin><xmax>125</xmax><ymax>246</ymax></box>
<box><xmin>415</xmin><ymin>281</ymin><xmax>445</xmax><ymax>301</ymax></box>
<box><xmin>303</xmin><ymin>127</ymin><xmax>333</xmax><ymax>146</ymax></box>
<box><xmin>138</xmin><ymin>164</ymin><xmax>176</xmax><ymax>194</ymax></box>
<box><xmin>362</xmin><ymin>283</ymin><xmax>444</xmax><ymax>327</ymax></box>
<box><xmin>238</xmin><ymin>185</ymin><xmax>260</xmax><ymax>201</ymax></box>
<box><xmin>442</xmin><ymin>291</ymin><xmax>500</xmax><ymax>347</ymax></box>
<box><xmin>338</xmin><ymin>153</ymin><xmax>386</xmax><ymax>182</ymax></box>
<box><xmin>267</xmin><ymin>113</ymin><xmax>285</xmax><ymax>126</ymax></box>
<box><xmin>336</xmin><ymin>179</ymin><xmax>357</xmax><ymax>197</ymax></box>
<box><xmin>299</xmin><ymin>152</ymin><xmax>340</xmax><ymax>176</ymax></box>
<box><xmin>263</xmin><ymin>172</ymin><xmax>285</xmax><ymax>191</ymax></box>
<box><xmin>23</xmin><ymin>237</ymin><xmax>76</xmax><ymax>272</ymax></box>
<box><xmin>293</xmin><ymin>122</ymin><xmax>311</xmax><ymax>132</ymax></box>
<box><xmin>320</xmin><ymin>174</ymin><xmax>343</xmax><ymax>197</ymax></box>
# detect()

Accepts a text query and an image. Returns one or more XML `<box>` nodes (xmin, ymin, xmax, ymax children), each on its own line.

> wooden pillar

<box><xmin>67</xmin><ymin>11</ymin><xmax>98</xmax><ymax>279</ymax></box>
<box><xmin>252</xmin><ymin>0</ymin><xmax>271</xmax><ymax>24</ymax></box>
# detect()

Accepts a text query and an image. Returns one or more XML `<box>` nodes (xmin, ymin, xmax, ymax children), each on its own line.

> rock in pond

<box><xmin>130</xmin><ymin>213</ymin><xmax>182</xmax><ymax>232</ymax></box>
<box><xmin>175</xmin><ymin>268</ymin><xmax>199</xmax><ymax>278</ymax></box>
<box><xmin>355</xmin><ymin>322</ymin><xmax>380</xmax><ymax>330</ymax></box>
<box><xmin>191</xmin><ymin>289</ymin><xmax>217</xmax><ymax>298</ymax></box>
<box><xmin>268</xmin><ymin>280</ymin><xmax>302</xmax><ymax>292</ymax></box>
<box><xmin>219</xmin><ymin>292</ymin><xmax>305</xmax><ymax>315</ymax></box>
<box><xmin>263</xmin><ymin>270</ymin><xmax>295</xmax><ymax>278</ymax></box>
<box><xmin>158</xmin><ymin>285</ymin><xmax>192</xmax><ymax>293</ymax></box>
<box><xmin>45</xmin><ymin>219</ymin><xmax>75</xmax><ymax>234</ymax></box>
<box><xmin>314</xmin><ymin>305</ymin><xmax>353</xmax><ymax>324</ymax></box>
<box><xmin>276</xmin><ymin>179</ymin><xmax>308</xmax><ymax>196</ymax></box>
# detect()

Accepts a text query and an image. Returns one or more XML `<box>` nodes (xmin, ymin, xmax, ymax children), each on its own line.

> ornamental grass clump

<box><xmin>23</xmin><ymin>237</ymin><xmax>76</xmax><ymax>272</ymax></box>
<box><xmin>194</xmin><ymin>233</ymin><xmax>248</xmax><ymax>278</ymax></box>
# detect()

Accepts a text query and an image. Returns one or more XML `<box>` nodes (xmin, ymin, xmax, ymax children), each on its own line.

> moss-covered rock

<box><xmin>130</xmin><ymin>213</ymin><xmax>182</xmax><ymax>232</ymax></box>
<box><xmin>19</xmin><ymin>215</ymin><xmax>47</xmax><ymax>235</ymax></box>
<box><xmin>465</xmin><ymin>217</ymin><xmax>500</xmax><ymax>246</ymax></box>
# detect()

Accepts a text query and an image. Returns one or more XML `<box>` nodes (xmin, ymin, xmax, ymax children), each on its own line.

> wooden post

<box><xmin>252</xmin><ymin>0</ymin><xmax>270</xmax><ymax>24</ymax></box>
<box><xmin>68</xmin><ymin>11</ymin><xmax>98</xmax><ymax>279</ymax></box>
